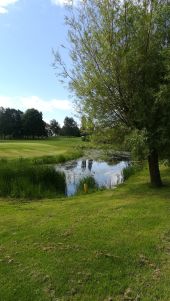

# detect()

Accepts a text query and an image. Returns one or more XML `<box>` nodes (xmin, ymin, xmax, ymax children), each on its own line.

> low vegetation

<box><xmin>122</xmin><ymin>163</ymin><xmax>143</xmax><ymax>181</ymax></box>
<box><xmin>76</xmin><ymin>176</ymin><xmax>98</xmax><ymax>194</ymax></box>
<box><xmin>0</xmin><ymin>165</ymin><xmax>170</xmax><ymax>300</ymax></box>
<box><xmin>0</xmin><ymin>159</ymin><xmax>66</xmax><ymax>199</ymax></box>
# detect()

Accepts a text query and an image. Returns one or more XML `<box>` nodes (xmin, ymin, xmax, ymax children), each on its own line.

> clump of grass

<box><xmin>123</xmin><ymin>162</ymin><xmax>143</xmax><ymax>180</ymax></box>
<box><xmin>0</xmin><ymin>159</ymin><xmax>66</xmax><ymax>199</ymax></box>
<box><xmin>76</xmin><ymin>176</ymin><xmax>98</xmax><ymax>194</ymax></box>
<box><xmin>32</xmin><ymin>150</ymin><xmax>83</xmax><ymax>165</ymax></box>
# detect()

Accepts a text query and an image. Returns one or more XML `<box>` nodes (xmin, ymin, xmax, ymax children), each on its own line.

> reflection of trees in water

<box><xmin>107</xmin><ymin>159</ymin><xmax>119</xmax><ymax>165</ymax></box>
<box><xmin>88</xmin><ymin>159</ymin><xmax>93</xmax><ymax>171</ymax></box>
<box><xmin>66</xmin><ymin>171</ymin><xmax>79</xmax><ymax>185</ymax></box>
<box><xmin>81</xmin><ymin>160</ymin><xmax>86</xmax><ymax>171</ymax></box>
<box><xmin>106</xmin><ymin>172</ymin><xmax>124</xmax><ymax>188</ymax></box>
<box><xmin>65</xmin><ymin>160</ymin><xmax>78</xmax><ymax>170</ymax></box>
<box><xmin>56</xmin><ymin>159</ymin><xmax>127</xmax><ymax>196</ymax></box>
<box><xmin>81</xmin><ymin>159</ymin><xmax>93</xmax><ymax>171</ymax></box>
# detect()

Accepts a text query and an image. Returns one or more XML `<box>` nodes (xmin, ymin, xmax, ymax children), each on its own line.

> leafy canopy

<box><xmin>54</xmin><ymin>0</ymin><xmax>170</xmax><ymax>155</ymax></box>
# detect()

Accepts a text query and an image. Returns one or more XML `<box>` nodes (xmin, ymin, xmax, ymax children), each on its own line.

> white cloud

<box><xmin>0</xmin><ymin>6</ymin><xmax>7</xmax><ymax>13</ymax></box>
<box><xmin>0</xmin><ymin>95</ymin><xmax>72</xmax><ymax>112</ymax></box>
<box><xmin>21</xmin><ymin>96</ymin><xmax>71</xmax><ymax>111</ymax></box>
<box><xmin>0</xmin><ymin>0</ymin><xmax>19</xmax><ymax>14</ymax></box>
<box><xmin>0</xmin><ymin>95</ymin><xmax>15</xmax><ymax>107</ymax></box>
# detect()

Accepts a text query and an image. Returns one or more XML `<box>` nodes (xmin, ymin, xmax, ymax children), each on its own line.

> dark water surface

<box><xmin>55</xmin><ymin>159</ymin><xmax>128</xmax><ymax>196</ymax></box>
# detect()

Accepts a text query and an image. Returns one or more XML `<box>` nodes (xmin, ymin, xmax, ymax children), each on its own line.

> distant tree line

<box><xmin>0</xmin><ymin>107</ymin><xmax>80</xmax><ymax>139</ymax></box>
<box><xmin>48</xmin><ymin>117</ymin><xmax>80</xmax><ymax>137</ymax></box>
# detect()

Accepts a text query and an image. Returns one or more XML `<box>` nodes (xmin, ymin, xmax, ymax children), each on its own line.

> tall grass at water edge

<box><xmin>76</xmin><ymin>176</ymin><xmax>98</xmax><ymax>194</ymax></box>
<box><xmin>0</xmin><ymin>159</ymin><xmax>66</xmax><ymax>199</ymax></box>
<box><xmin>28</xmin><ymin>149</ymin><xmax>83</xmax><ymax>165</ymax></box>
<box><xmin>123</xmin><ymin>162</ymin><xmax>143</xmax><ymax>180</ymax></box>
<box><xmin>76</xmin><ymin>164</ymin><xmax>141</xmax><ymax>195</ymax></box>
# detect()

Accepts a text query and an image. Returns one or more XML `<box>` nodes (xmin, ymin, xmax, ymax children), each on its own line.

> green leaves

<box><xmin>54</xmin><ymin>0</ymin><xmax>170</xmax><ymax>185</ymax></box>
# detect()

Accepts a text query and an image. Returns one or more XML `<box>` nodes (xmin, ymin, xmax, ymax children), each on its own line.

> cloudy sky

<box><xmin>0</xmin><ymin>0</ymin><xmax>75</xmax><ymax>124</ymax></box>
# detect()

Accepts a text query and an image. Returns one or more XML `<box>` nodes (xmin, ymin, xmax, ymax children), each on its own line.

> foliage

<box><xmin>22</xmin><ymin>108</ymin><xmax>47</xmax><ymax>138</ymax></box>
<box><xmin>76</xmin><ymin>175</ymin><xmax>98</xmax><ymax>194</ymax></box>
<box><xmin>80</xmin><ymin>115</ymin><xmax>95</xmax><ymax>136</ymax></box>
<box><xmin>49</xmin><ymin>119</ymin><xmax>61</xmax><ymax>136</ymax></box>
<box><xmin>0</xmin><ymin>159</ymin><xmax>66</xmax><ymax>199</ymax></box>
<box><xmin>91</xmin><ymin>124</ymin><xmax>131</xmax><ymax>148</ymax></box>
<box><xmin>0</xmin><ymin>107</ymin><xmax>23</xmax><ymax>138</ymax></box>
<box><xmin>0</xmin><ymin>108</ymin><xmax>81</xmax><ymax>139</ymax></box>
<box><xmin>124</xmin><ymin>129</ymin><xmax>148</xmax><ymax>161</ymax></box>
<box><xmin>0</xmin><ymin>107</ymin><xmax>47</xmax><ymax>139</ymax></box>
<box><xmin>123</xmin><ymin>162</ymin><xmax>143</xmax><ymax>181</ymax></box>
<box><xmin>61</xmin><ymin>116</ymin><xmax>80</xmax><ymax>137</ymax></box>
<box><xmin>54</xmin><ymin>0</ymin><xmax>170</xmax><ymax>187</ymax></box>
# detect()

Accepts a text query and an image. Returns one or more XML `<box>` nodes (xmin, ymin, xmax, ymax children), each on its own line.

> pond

<box><xmin>55</xmin><ymin>159</ymin><xmax>129</xmax><ymax>196</ymax></box>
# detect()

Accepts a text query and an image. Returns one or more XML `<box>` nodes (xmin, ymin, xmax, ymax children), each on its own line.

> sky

<box><xmin>0</xmin><ymin>0</ymin><xmax>75</xmax><ymax>125</ymax></box>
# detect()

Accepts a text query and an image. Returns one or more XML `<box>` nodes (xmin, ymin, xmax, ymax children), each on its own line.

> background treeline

<box><xmin>48</xmin><ymin>116</ymin><xmax>80</xmax><ymax>137</ymax></box>
<box><xmin>0</xmin><ymin>107</ymin><xmax>80</xmax><ymax>139</ymax></box>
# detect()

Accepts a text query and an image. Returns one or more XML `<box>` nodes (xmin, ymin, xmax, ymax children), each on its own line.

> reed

<box><xmin>76</xmin><ymin>176</ymin><xmax>98</xmax><ymax>194</ymax></box>
<box><xmin>123</xmin><ymin>162</ymin><xmax>142</xmax><ymax>180</ymax></box>
<box><xmin>0</xmin><ymin>159</ymin><xmax>65</xmax><ymax>199</ymax></box>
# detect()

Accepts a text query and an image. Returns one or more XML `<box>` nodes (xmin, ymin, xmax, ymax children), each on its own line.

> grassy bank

<box><xmin>0</xmin><ymin>166</ymin><xmax>169</xmax><ymax>301</ymax></box>
<box><xmin>0</xmin><ymin>137</ymin><xmax>84</xmax><ymax>160</ymax></box>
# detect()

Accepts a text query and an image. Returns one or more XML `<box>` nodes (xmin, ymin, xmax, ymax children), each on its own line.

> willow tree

<box><xmin>54</xmin><ymin>0</ymin><xmax>170</xmax><ymax>187</ymax></box>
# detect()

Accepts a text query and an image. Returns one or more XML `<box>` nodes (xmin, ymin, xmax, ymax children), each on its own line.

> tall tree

<box><xmin>50</xmin><ymin>119</ymin><xmax>61</xmax><ymax>136</ymax></box>
<box><xmin>22</xmin><ymin>109</ymin><xmax>47</xmax><ymax>138</ymax></box>
<box><xmin>0</xmin><ymin>107</ymin><xmax>23</xmax><ymax>138</ymax></box>
<box><xmin>54</xmin><ymin>0</ymin><xmax>170</xmax><ymax>187</ymax></box>
<box><xmin>61</xmin><ymin>117</ymin><xmax>80</xmax><ymax>136</ymax></box>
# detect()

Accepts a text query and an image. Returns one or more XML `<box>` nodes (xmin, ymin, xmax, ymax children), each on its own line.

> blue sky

<box><xmin>0</xmin><ymin>0</ymin><xmax>75</xmax><ymax>125</ymax></box>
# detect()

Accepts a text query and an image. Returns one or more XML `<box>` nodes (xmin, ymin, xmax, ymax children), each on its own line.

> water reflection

<box><xmin>81</xmin><ymin>159</ymin><xmax>94</xmax><ymax>172</ymax></box>
<box><xmin>88</xmin><ymin>159</ymin><xmax>93</xmax><ymax>171</ymax></box>
<box><xmin>81</xmin><ymin>160</ymin><xmax>86</xmax><ymax>171</ymax></box>
<box><xmin>55</xmin><ymin>159</ymin><xmax>128</xmax><ymax>196</ymax></box>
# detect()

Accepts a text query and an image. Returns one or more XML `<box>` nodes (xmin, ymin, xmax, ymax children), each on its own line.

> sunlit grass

<box><xmin>0</xmin><ymin>137</ymin><xmax>84</xmax><ymax>159</ymax></box>
<box><xmin>0</xmin><ymin>165</ymin><xmax>169</xmax><ymax>300</ymax></box>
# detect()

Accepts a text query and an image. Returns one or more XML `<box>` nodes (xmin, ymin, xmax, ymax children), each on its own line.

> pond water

<box><xmin>55</xmin><ymin>159</ymin><xmax>129</xmax><ymax>196</ymax></box>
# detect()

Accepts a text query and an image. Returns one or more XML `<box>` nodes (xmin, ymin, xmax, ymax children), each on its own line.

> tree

<box><xmin>22</xmin><ymin>109</ymin><xmax>47</xmax><ymax>138</ymax></box>
<box><xmin>50</xmin><ymin>119</ymin><xmax>61</xmax><ymax>136</ymax></box>
<box><xmin>0</xmin><ymin>107</ymin><xmax>23</xmax><ymax>139</ymax></box>
<box><xmin>61</xmin><ymin>117</ymin><xmax>80</xmax><ymax>136</ymax></box>
<box><xmin>54</xmin><ymin>0</ymin><xmax>170</xmax><ymax>187</ymax></box>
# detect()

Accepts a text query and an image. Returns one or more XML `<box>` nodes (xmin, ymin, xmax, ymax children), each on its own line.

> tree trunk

<box><xmin>148</xmin><ymin>148</ymin><xmax>162</xmax><ymax>187</ymax></box>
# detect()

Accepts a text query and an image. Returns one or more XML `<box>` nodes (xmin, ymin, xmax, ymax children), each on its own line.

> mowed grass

<box><xmin>0</xmin><ymin>166</ymin><xmax>170</xmax><ymax>301</ymax></box>
<box><xmin>0</xmin><ymin>137</ymin><xmax>84</xmax><ymax>159</ymax></box>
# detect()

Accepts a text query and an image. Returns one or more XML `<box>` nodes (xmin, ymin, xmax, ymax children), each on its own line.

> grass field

<box><xmin>0</xmin><ymin>165</ymin><xmax>169</xmax><ymax>301</ymax></box>
<box><xmin>0</xmin><ymin>137</ymin><xmax>84</xmax><ymax>159</ymax></box>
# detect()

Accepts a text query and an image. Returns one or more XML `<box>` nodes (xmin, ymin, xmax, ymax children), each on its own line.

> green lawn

<box><xmin>0</xmin><ymin>137</ymin><xmax>84</xmax><ymax>158</ymax></box>
<box><xmin>0</xmin><ymin>165</ymin><xmax>169</xmax><ymax>301</ymax></box>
